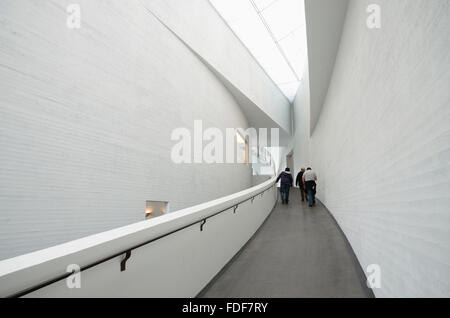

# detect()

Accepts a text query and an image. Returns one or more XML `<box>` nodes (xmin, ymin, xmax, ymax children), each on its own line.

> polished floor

<box><xmin>200</xmin><ymin>189</ymin><xmax>374</xmax><ymax>298</ymax></box>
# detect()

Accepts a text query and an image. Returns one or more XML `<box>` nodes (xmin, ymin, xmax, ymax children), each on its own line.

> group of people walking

<box><xmin>276</xmin><ymin>167</ymin><xmax>318</xmax><ymax>207</ymax></box>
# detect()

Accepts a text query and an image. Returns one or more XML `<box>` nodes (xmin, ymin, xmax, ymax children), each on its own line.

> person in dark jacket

<box><xmin>295</xmin><ymin>167</ymin><xmax>308</xmax><ymax>202</ymax></box>
<box><xmin>276</xmin><ymin>168</ymin><xmax>293</xmax><ymax>204</ymax></box>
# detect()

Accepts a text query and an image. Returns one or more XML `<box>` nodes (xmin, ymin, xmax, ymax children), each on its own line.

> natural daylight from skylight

<box><xmin>210</xmin><ymin>0</ymin><xmax>308</xmax><ymax>102</ymax></box>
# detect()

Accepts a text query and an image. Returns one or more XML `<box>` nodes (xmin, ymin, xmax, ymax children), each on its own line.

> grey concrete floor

<box><xmin>199</xmin><ymin>189</ymin><xmax>374</xmax><ymax>298</ymax></box>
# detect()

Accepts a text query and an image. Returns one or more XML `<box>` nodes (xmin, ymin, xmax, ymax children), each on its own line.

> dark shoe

<box><xmin>286</xmin><ymin>200</ymin><xmax>289</xmax><ymax>204</ymax></box>
<box><xmin>309</xmin><ymin>205</ymin><xmax>312</xmax><ymax>207</ymax></box>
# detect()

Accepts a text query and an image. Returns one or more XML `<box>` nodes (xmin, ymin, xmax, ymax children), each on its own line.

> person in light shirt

<box><xmin>302</xmin><ymin>168</ymin><xmax>317</xmax><ymax>207</ymax></box>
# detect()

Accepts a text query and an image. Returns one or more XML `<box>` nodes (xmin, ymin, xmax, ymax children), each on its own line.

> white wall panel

<box><xmin>305</xmin><ymin>0</ymin><xmax>349</xmax><ymax>135</ymax></box>
<box><xmin>0</xmin><ymin>0</ymin><xmax>253</xmax><ymax>260</ymax></box>
<box><xmin>292</xmin><ymin>65</ymin><xmax>311</xmax><ymax>173</ymax></box>
<box><xmin>143</xmin><ymin>0</ymin><xmax>292</xmax><ymax>135</ymax></box>
<box><xmin>308</xmin><ymin>0</ymin><xmax>450</xmax><ymax>297</ymax></box>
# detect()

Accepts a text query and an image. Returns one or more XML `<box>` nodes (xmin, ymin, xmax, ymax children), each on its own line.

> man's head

<box><xmin>301</xmin><ymin>167</ymin><xmax>306</xmax><ymax>172</ymax></box>
<box><xmin>307</xmin><ymin>167</ymin><xmax>312</xmax><ymax>171</ymax></box>
<box><xmin>285</xmin><ymin>168</ymin><xmax>290</xmax><ymax>172</ymax></box>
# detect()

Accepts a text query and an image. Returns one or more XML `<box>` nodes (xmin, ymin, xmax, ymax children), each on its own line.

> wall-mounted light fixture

<box><xmin>145</xmin><ymin>201</ymin><xmax>169</xmax><ymax>219</ymax></box>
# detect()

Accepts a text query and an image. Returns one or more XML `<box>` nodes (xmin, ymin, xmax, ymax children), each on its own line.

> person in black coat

<box><xmin>295</xmin><ymin>167</ymin><xmax>308</xmax><ymax>202</ymax></box>
<box><xmin>276</xmin><ymin>168</ymin><xmax>293</xmax><ymax>204</ymax></box>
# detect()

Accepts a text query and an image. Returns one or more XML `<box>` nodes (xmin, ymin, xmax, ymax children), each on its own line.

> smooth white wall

<box><xmin>144</xmin><ymin>0</ymin><xmax>292</xmax><ymax>135</ymax></box>
<box><xmin>0</xmin><ymin>0</ymin><xmax>253</xmax><ymax>260</ymax></box>
<box><xmin>305</xmin><ymin>0</ymin><xmax>349</xmax><ymax>135</ymax></box>
<box><xmin>308</xmin><ymin>0</ymin><xmax>450</xmax><ymax>297</ymax></box>
<box><xmin>292</xmin><ymin>65</ymin><xmax>311</xmax><ymax>174</ymax></box>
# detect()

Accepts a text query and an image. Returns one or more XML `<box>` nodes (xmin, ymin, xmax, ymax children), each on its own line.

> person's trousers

<box><xmin>280</xmin><ymin>184</ymin><xmax>291</xmax><ymax>202</ymax></box>
<box><xmin>299</xmin><ymin>187</ymin><xmax>306</xmax><ymax>201</ymax></box>
<box><xmin>307</xmin><ymin>189</ymin><xmax>316</xmax><ymax>206</ymax></box>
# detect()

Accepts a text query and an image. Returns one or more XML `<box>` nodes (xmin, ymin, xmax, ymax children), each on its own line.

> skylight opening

<box><xmin>210</xmin><ymin>0</ymin><xmax>308</xmax><ymax>102</ymax></box>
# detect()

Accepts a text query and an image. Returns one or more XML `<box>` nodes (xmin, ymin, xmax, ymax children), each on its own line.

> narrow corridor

<box><xmin>200</xmin><ymin>190</ymin><xmax>374</xmax><ymax>298</ymax></box>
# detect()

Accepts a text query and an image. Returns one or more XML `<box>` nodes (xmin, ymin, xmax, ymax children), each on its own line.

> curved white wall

<box><xmin>306</xmin><ymin>0</ymin><xmax>449</xmax><ymax>297</ymax></box>
<box><xmin>0</xmin><ymin>0</ymin><xmax>254</xmax><ymax>260</ymax></box>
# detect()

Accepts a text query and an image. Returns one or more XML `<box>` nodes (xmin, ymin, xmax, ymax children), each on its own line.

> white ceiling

<box><xmin>210</xmin><ymin>0</ymin><xmax>308</xmax><ymax>102</ymax></box>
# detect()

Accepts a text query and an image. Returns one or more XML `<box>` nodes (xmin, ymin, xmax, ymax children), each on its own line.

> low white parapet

<box><xmin>0</xmin><ymin>177</ymin><xmax>277</xmax><ymax>298</ymax></box>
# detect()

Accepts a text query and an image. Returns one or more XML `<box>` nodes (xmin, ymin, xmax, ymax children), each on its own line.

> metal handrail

<box><xmin>8</xmin><ymin>181</ymin><xmax>277</xmax><ymax>298</ymax></box>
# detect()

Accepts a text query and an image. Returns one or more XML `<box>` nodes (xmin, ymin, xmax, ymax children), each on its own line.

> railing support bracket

<box><xmin>200</xmin><ymin>219</ymin><xmax>207</xmax><ymax>231</ymax></box>
<box><xmin>120</xmin><ymin>250</ymin><xmax>131</xmax><ymax>272</ymax></box>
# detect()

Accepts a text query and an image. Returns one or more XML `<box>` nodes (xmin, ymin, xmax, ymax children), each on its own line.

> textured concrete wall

<box><xmin>310</xmin><ymin>0</ymin><xmax>450</xmax><ymax>297</ymax></box>
<box><xmin>0</xmin><ymin>0</ymin><xmax>253</xmax><ymax>260</ymax></box>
